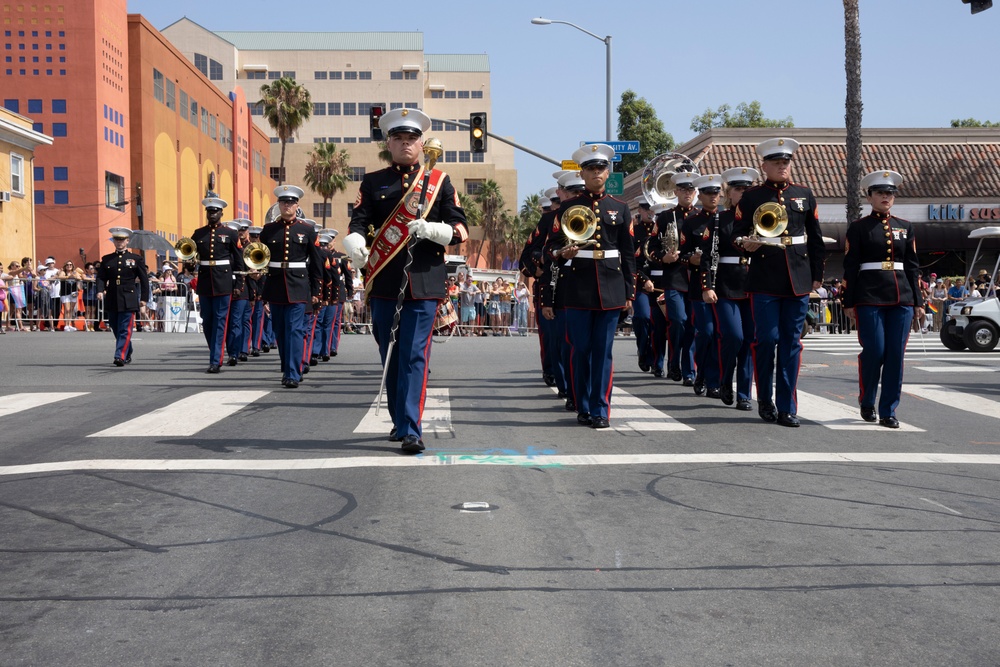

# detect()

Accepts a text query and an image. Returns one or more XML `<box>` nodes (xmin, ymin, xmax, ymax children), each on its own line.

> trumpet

<box><xmin>175</xmin><ymin>237</ymin><xmax>198</xmax><ymax>263</ymax></box>
<box><xmin>557</xmin><ymin>205</ymin><xmax>598</xmax><ymax>253</ymax></box>
<box><xmin>242</xmin><ymin>241</ymin><xmax>271</xmax><ymax>273</ymax></box>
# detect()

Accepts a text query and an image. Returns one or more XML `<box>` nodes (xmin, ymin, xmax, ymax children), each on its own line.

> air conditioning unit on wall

<box><xmin>0</xmin><ymin>191</ymin><xmax>11</xmax><ymax>202</ymax></box>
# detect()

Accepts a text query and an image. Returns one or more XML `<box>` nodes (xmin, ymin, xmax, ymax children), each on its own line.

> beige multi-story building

<box><xmin>161</xmin><ymin>19</ymin><xmax>516</xmax><ymax>241</ymax></box>
<box><xmin>0</xmin><ymin>107</ymin><xmax>52</xmax><ymax>264</ymax></box>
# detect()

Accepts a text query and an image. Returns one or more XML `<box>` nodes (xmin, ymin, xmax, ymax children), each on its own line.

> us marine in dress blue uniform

<box><xmin>842</xmin><ymin>170</ymin><xmax>924</xmax><ymax>429</ymax></box>
<box><xmin>342</xmin><ymin>108</ymin><xmax>469</xmax><ymax>453</ymax></box>
<box><xmin>225</xmin><ymin>219</ymin><xmax>252</xmax><ymax>366</ymax></box>
<box><xmin>96</xmin><ymin>227</ymin><xmax>150</xmax><ymax>367</ymax></box>
<box><xmin>259</xmin><ymin>185</ymin><xmax>323</xmax><ymax>388</ymax></box>
<box><xmin>733</xmin><ymin>138</ymin><xmax>826</xmax><ymax>427</ymax></box>
<box><xmin>630</xmin><ymin>198</ymin><xmax>657</xmax><ymax>373</ymax></box>
<box><xmin>191</xmin><ymin>196</ymin><xmax>244</xmax><ymax>373</ymax></box>
<box><xmin>542</xmin><ymin>143</ymin><xmax>635</xmax><ymax>429</ymax></box>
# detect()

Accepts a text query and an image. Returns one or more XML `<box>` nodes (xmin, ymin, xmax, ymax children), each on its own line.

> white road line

<box><xmin>3</xmin><ymin>452</ymin><xmax>1000</xmax><ymax>475</ymax></box>
<box><xmin>919</xmin><ymin>498</ymin><xmax>963</xmax><ymax>515</ymax></box>
<box><xmin>905</xmin><ymin>384</ymin><xmax>1000</xmax><ymax>420</ymax></box>
<box><xmin>0</xmin><ymin>392</ymin><xmax>88</xmax><ymax>419</ymax></box>
<box><xmin>796</xmin><ymin>390</ymin><xmax>923</xmax><ymax>431</ymax></box>
<box><xmin>550</xmin><ymin>387</ymin><xmax>694</xmax><ymax>432</ymax></box>
<box><xmin>353</xmin><ymin>388</ymin><xmax>452</xmax><ymax>435</ymax></box>
<box><xmin>87</xmin><ymin>391</ymin><xmax>271</xmax><ymax>438</ymax></box>
<box><xmin>914</xmin><ymin>366</ymin><xmax>996</xmax><ymax>373</ymax></box>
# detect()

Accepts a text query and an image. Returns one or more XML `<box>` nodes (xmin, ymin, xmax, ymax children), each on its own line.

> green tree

<box><xmin>303</xmin><ymin>143</ymin><xmax>351</xmax><ymax>228</ymax></box>
<box><xmin>844</xmin><ymin>0</ymin><xmax>864</xmax><ymax>223</ymax></box>
<box><xmin>474</xmin><ymin>181</ymin><xmax>506</xmax><ymax>268</ymax></box>
<box><xmin>376</xmin><ymin>140</ymin><xmax>393</xmax><ymax>165</ymax></box>
<box><xmin>258</xmin><ymin>77</ymin><xmax>312</xmax><ymax>185</ymax></box>
<box><xmin>690</xmin><ymin>101</ymin><xmax>794</xmax><ymax>134</ymax></box>
<box><xmin>616</xmin><ymin>90</ymin><xmax>674</xmax><ymax>174</ymax></box>
<box><xmin>951</xmin><ymin>118</ymin><xmax>1000</xmax><ymax>127</ymax></box>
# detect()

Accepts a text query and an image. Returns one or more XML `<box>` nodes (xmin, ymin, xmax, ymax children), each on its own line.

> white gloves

<box><xmin>407</xmin><ymin>219</ymin><xmax>454</xmax><ymax>247</ymax></box>
<box><xmin>342</xmin><ymin>232</ymin><xmax>369</xmax><ymax>266</ymax></box>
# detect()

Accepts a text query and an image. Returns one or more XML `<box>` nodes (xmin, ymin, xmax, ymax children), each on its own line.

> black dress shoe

<box><xmin>543</xmin><ymin>374</ymin><xmax>556</xmax><ymax>387</ymax></box>
<box><xmin>577</xmin><ymin>413</ymin><xmax>593</xmax><ymax>426</ymax></box>
<box><xmin>720</xmin><ymin>386</ymin><xmax>735</xmax><ymax>406</ymax></box>
<box><xmin>565</xmin><ymin>398</ymin><xmax>576</xmax><ymax>412</ymax></box>
<box><xmin>330</xmin><ymin>350</ymin><xmax>338</xmax><ymax>357</ymax></box>
<box><xmin>227</xmin><ymin>357</ymin><xmax>238</xmax><ymax>367</ymax></box>
<box><xmin>777</xmin><ymin>412</ymin><xmax>801</xmax><ymax>427</ymax></box>
<box><xmin>860</xmin><ymin>406</ymin><xmax>877</xmax><ymax>423</ymax></box>
<box><xmin>706</xmin><ymin>387</ymin><xmax>722</xmax><ymax>400</ymax></box>
<box><xmin>653</xmin><ymin>368</ymin><xmax>665</xmax><ymax>378</ymax></box>
<box><xmin>322</xmin><ymin>355</ymin><xmax>330</xmax><ymax>362</ymax></box>
<box><xmin>758</xmin><ymin>402</ymin><xmax>778</xmax><ymax>423</ymax></box>
<box><xmin>301</xmin><ymin>364</ymin><xmax>310</xmax><ymax>374</ymax></box>
<box><xmin>285</xmin><ymin>379</ymin><xmax>299</xmax><ymax>388</ymax></box>
<box><xmin>309</xmin><ymin>356</ymin><xmax>319</xmax><ymax>367</ymax></box>
<box><xmin>238</xmin><ymin>353</ymin><xmax>248</xmax><ymax>362</ymax></box>
<box><xmin>668</xmin><ymin>368</ymin><xmax>682</xmax><ymax>382</ymax></box>
<box><xmin>251</xmin><ymin>349</ymin><xmax>261</xmax><ymax>357</ymax></box>
<box><xmin>124</xmin><ymin>354</ymin><xmax>132</xmax><ymax>365</ymax></box>
<box><xmin>388</xmin><ymin>427</ymin><xmax>400</xmax><ymax>442</ymax></box>
<box><xmin>879</xmin><ymin>416</ymin><xmax>900</xmax><ymax>429</ymax></box>
<box><xmin>638</xmin><ymin>362</ymin><xmax>651</xmax><ymax>373</ymax></box>
<box><xmin>682</xmin><ymin>377</ymin><xmax>694</xmax><ymax>387</ymax></box>
<box><xmin>590</xmin><ymin>416</ymin><xmax>610</xmax><ymax>429</ymax></box>
<box><xmin>207</xmin><ymin>364</ymin><xmax>221</xmax><ymax>374</ymax></box>
<box><xmin>281</xmin><ymin>378</ymin><xmax>289</xmax><ymax>387</ymax></box>
<box><xmin>113</xmin><ymin>358</ymin><xmax>125</xmax><ymax>367</ymax></box>
<box><xmin>693</xmin><ymin>379</ymin><xmax>706</xmax><ymax>396</ymax></box>
<box><xmin>400</xmin><ymin>434</ymin><xmax>425</xmax><ymax>453</ymax></box>
<box><xmin>557</xmin><ymin>390</ymin><xmax>567</xmax><ymax>399</ymax></box>
<box><xmin>261</xmin><ymin>345</ymin><xmax>270</xmax><ymax>353</ymax></box>
<box><xmin>736</xmin><ymin>399</ymin><xmax>753</xmax><ymax>411</ymax></box>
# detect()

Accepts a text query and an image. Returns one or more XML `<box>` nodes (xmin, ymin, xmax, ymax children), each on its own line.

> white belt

<box><xmin>199</xmin><ymin>260</ymin><xmax>230</xmax><ymax>266</ymax></box>
<box><xmin>649</xmin><ymin>269</ymin><xmax>664</xmax><ymax>276</ymax></box>
<box><xmin>575</xmin><ymin>249</ymin><xmax>620</xmax><ymax>259</ymax></box>
<box><xmin>718</xmin><ymin>256</ymin><xmax>748</xmax><ymax>264</ymax></box>
<box><xmin>758</xmin><ymin>235</ymin><xmax>806</xmax><ymax>247</ymax></box>
<box><xmin>268</xmin><ymin>261</ymin><xmax>307</xmax><ymax>269</ymax></box>
<box><xmin>860</xmin><ymin>261</ymin><xmax>903</xmax><ymax>271</ymax></box>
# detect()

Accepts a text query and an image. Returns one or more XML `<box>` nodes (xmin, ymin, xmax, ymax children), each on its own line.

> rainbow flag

<box><xmin>927</xmin><ymin>302</ymin><xmax>938</xmax><ymax>314</ymax></box>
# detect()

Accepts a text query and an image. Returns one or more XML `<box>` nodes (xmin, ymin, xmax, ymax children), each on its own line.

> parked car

<box><xmin>940</xmin><ymin>226</ymin><xmax>1000</xmax><ymax>352</ymax></box>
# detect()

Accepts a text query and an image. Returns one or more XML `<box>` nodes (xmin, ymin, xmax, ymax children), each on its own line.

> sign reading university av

<box><xmin>928</xmin><ymin>203</ymin><xmax>1000</xmax><ymax>221</ymax></box>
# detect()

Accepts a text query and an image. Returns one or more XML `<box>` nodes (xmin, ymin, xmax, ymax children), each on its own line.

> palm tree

<box><xmin>844</xmin><ymin>0</ymin><xmax>863</xmax><ymax>222</ymax></box>
<box><xmin>376</xmin><ymin>141</ymin><xmax>393</xmax><ymax>166</ymax></box>
<box><xmin>303</xmin><ymin>143</ymin><xmax>351</xmax><ymax>228</ymax></box>
<box><xmin>475</xmin><ymin>180</ymin><xmax>505</xmax><ymax>268</ymax></box>
<box><xmin>258</xmin><ymin>77</ymin><xmax>312</xmax><ymax>185</ymax></box>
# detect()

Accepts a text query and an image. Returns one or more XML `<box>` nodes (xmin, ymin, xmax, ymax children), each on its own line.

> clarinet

<box><xmin>709</xmin><ymin>212</ymin><xmax>720</xmax><ymax>283</ymax></box>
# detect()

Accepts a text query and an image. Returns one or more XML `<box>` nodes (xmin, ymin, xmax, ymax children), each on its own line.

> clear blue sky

<box><xmin>128</xmin><ymin>0</ymin><xmax>1000</xmax><ymax>207</ymax></box>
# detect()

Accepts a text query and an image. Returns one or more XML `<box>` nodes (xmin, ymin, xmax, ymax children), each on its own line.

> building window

<box><xmin>313</xmin><ymin>102</ymin><xmax>326</xmax><ymax>115</ymax></box>
<box><xmin>270</xmin><ymin>137</ymin><xmax>279</xmax><ymax>144</ymax></box>
<box><xmin>359</xmin><ymin>71</ymin><xmax>371</xmax><ymax>80</ymax></box>
<box><xmin>347</xmin><ymin>203</ymin><xmax>354</xmax><ymax>218</ymax></box>
<box><xmin>404</xmin><ymin>102</ymin><xmax>418</xmax><ymax>109</ymax></box>
<box><xmin>268</xmin><ymin>71</ymin><xmax>281</xmax><ymax>80</ymax></box>
<box><xmin>209</xmin><ymin>115</ymin><xmax>216</xmax><ymax>140</ymax></box>
<box><xmin>250</xmin><ymin>101</ymin><xmax>264</xmax><ymax>116</ymax></box>
<box><xmin>209</xmin><ymin>59</ymin><xmax>223</xmax><ymax>80</ymax></box>
<box><xmin>430</xmin><ymin>90</ymin><xmax>443</xmax><ymax>99</ymax></box>
<box><xmin>32</xmin><ymin>122</ymin><xmax>42</xmax><ymax>132</ymax></box>
<box><xmin>465</xmin><ymin>179</ymin><xmax>485</xmax><ymax>195</ymax></box>
<box><xmin>342</xmin><ymin>137</ymin><xmax>357</xmax><ymax>143</ymax></box>
<box><xmin>344</xmin><ymin>71</ymin><xmax>358</xmax><ymax>80</ymax></box>
<box><xmin>180</xmin><ymin>90</ymin><xmax>188</xmax><ymax>120</ymax></box>
<box><xmin>27</xmin><ymin>98</ymin><xmax>41</xmax><ymax>113</ymax></box>
<box><xmin>444</xmin><ymin>151</ymin><xmax>457</xmax><ymax>163</ymax></box>
<box><xmin>34</xmin><ymin>190</ymin><xmax>44</xmax><ymax>204</ymax></box>
<box><xmin>431</xmin><ymin>120</ymin><xmax>443</xmax><ymax>132</ymax></box>
<box><xmin>350</xmin><ymin>167</ymin><xmax>366</xmax><ymax>182</ymax></box>
<box><xmin>405</xmin><ymin>71</ymin><xmax>417</xmax><ymax>80</ymax></box>
<box><xmin>343</xmin><ymin>102</ymin><xmax>356</xmax><ymax>116</ymax></box>
<box><xmin>329</xmin><ymin>71</ymin><xmax>342</xmax><ymax>80</ymax></box>
<box><xmin>445</xmin><ymin>120</ymin><xmax>459</xmax><ymax>131</ymax></box>
<box><xmin>52</xmin><ymin>98</ymin><xmax>65</xmax><ymax>113</ymax></box>
<box><xmin>471</xmin><ymin>90</ymin><xmax>483</xmax><ymax>99</ymax></box>
<box><xmin>245</xmin><ymin>70</ymin><xmax>265</xmax><ymax>80</ymax></box>
<box><xmin>53</xmin><ymin>166</ymin><xmax>68</xmax><ymax>180</ymax></box>
<box><xmin>314</xmin><ymin>71</ymin><xmax>327</xmax><ymax>80</ymax></box>
<box><xmin>458</xmin><ymin>91</ymin><xmax>470</xmax><ymax>99</ymax></box>
<box><xmin>106</xmin><ymin>172</ymin><xmax>125</xmax><ymax>210</ymax></box>
<box><xmin>51</xmin><ymin>122</ymin><xmax>66</xmax><ymax>137</ymax></box>
<box><xmin>313</xmin><ymin>202</ymin><xmax>331</xmax><ymax>218</ymax></box>
<box><xmin>326</xmin><ymin>137</ymin><xmax>341</xmax><ymax>144</ymax></box>
<box><xmin>10</xmin><ymin>153</ymin><xmax>23</xmax><ymax>194</ymax></box>
<box><xmin>165</xmin><ymin>79</ymin><xmax>175</xmax><ymax>110</ymax></box>
<box><xmin>153</xmin><ymin>68</ymin><xmax>164</xmax><ymax>102</ymax></box>
<box><xmin>53</xmin><ymin>190</ymin><xmax>68</xmax><ymax>205</ymax></box>
<box><xmin>313</xmin><ymin>137</ymin><xmax>326</xmax><ymax>144</ymax></box>
<box><xmin>390</xmin><ymin>102</ymin><xmax>403</xmax><ymax>110</ymax></box>
<box><xmin>3</xmin><ymin>99</ymin><xmax>18</xmax><ymax>113</ymax></box>
<box><xmin>33</xmin><ymin>166</ymin><xmax>43</xmax><ymax>181</ymax></box>
<box><xmin>390</xmin><ymin>71</ymin><xmax>402</xmax><ymax>80</ymax></box>
<box><xmin>458</xmin><ymin>151</ymin><xmax>471</xmax><ymax>163</ymax></box>
<box><xmin>190</xmin><ymin>99</ymin><xmax>199</xmax><ymax>127</ymax></box>
<box><xmin>269</xmin><ymin>166</ymin><xmax>285</xmax><ymax>181</ymax></box>
<box><xmin>444</xmin><ymin>90</ymin><xmax>457</xmax><ymax>99</ymax></box>
<box><xmin>328</xmin><ymin>102</ymin><xmax>340</xmax><ymax>116</ymax></box>
<box><xmin>472</xmin><ymin>152</ymin><xmax>484</xmax><ymax>163</ymax></box>
<box><xmin>194</xmin><ymin>53</ymin><xmax>208</xmax><ymax>76</ymax></box>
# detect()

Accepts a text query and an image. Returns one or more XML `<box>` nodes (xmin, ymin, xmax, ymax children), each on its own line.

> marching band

<box><xmin>94</xmin><ymin>135</ymin><xmax>925</xmax><ymax>444</ymax></box>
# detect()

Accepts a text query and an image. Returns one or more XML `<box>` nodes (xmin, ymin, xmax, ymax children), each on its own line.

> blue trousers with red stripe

<box><xmin>855</xmin><ymin>305</ymin><xmax>912</xmax><ymax>419</ymax></box>
<box><xmin>226</xmin><ymin>299</ymin><xmax>249</xmax><ymax>360</ymax></box>
<box><xmin>565</xmin><ymin>308</ymin><xmax>619</xmax><ymax>420</ymax></box>
<box><xmin>371</xmin><ymin>297</ymin><xmax>437</xmax><ymax>440</ymax></box>
<box><xmin>271</xmin><ymin>302</ymin><xmax>306</xmax><ymax>382</ymax></box>
<box><xmin>632</xmin><ymin>291</ymin><xmax>654</xmax><ymax>370</ymax></box>
<box><xmin>691</xmin><ymin>300</ymin><xmax>721</xmax><ymax>389</ymax></box>
<box><xmin>313</xmin><ymin>304</ymin><xmax>335</xmax><ymax>356</ymax></box>
<box><xmin>329</xmin><ymin>303</ymin><xmax>344</xmax><ymax>354</ymax></box>
<box><xmin>108</xmin><ymin>310</ymin><xmax>135</xmax><ymax>362</ymax></box>
<box><xmin>750</xmin><ymin>293</ymin><xmax>808</xmax><ymax>414</ymax></box>
<box><xmin>714</xmin><ymin>298</ymin><xmax>755</xmax><ymax>401</ymax></box>
<box><xmin>200</xmin><ymin>294</ymin><xmax>231</xmax><ymax>366</ymax></box>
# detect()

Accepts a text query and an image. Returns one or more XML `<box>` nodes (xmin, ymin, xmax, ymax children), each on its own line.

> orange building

<box><xmin>1</xmin><ymin>2</ymin><xmax>273</xmax><ymax>266</ymax></box>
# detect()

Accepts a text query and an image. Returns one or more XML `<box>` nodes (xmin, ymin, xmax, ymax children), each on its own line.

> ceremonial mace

<box><xmin>375</xmin><ymin>138</ymin><xmax>443</xmax><ymax>415</ymax></box>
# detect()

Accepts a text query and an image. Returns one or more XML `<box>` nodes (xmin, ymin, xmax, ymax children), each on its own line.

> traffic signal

<box><xmin>963</xmin><ymin>0</ymin><xmax>992</xmax><ymax>13</ymax></box>
<box><xmin>469</xmin><ymin>112</ymin><xmax>487</xmax><ymax>153</ymax></box>
<box><xmin>370</xmin><ymin>105</ymin><xmax>385</xmax><ymax>141</ymax></box>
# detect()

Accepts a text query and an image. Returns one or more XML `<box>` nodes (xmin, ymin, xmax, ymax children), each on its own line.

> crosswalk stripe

<box><xmin>0</xmin><ymin>392</ymin><xmax>88</xmax><ymax>419</ymax></box>
<box><xmin>87</xmin><ymin>390</ymin><xmax>270</xmax><ymax>438</ymax></box>
<box><xmin>610</xmin><ymin>387</ymin><xmax>694</xmax><ymax>432</ymax></box>
<box><xmin>353</xmin><ymin>388</ymin><xmax>452</xmax><ymax>435</ymax></box>
<box><xmin>795</xmin><ymin>390</ymin><xmax>923</xmax><ymax>431</ymax></box>
<box><xmin>914</xmin><ymin>366</ymin><xmax>996</xmax><ymax>373</ymax></box>
<box><xmin>905</xmin><ymin>384</ymin><xmax>1000</xmax><ymax>419</ymax></box>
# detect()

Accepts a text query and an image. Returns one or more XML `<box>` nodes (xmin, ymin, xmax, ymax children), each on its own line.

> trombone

<box><xmin>174</xmin><ymin>237</ymin><xmax>198</xmax><ymax>264</ymax></box>
<box><xmin>738</xmin><ymin>202</ymin><xmax>790</xmax><ymax>249</ymax></box>
<box><xmin>240</xmin><ymin>241</ymin><xmax>271</xmax><ymax>274</ymax></box>
<box><xmin>557</xmin><ymin>205</ymin><xmax>598</xmax><ymax>253</ymax></box>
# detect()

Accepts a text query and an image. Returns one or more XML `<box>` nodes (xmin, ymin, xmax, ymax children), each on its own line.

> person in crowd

<box><xmin>57</xmin><ymin>259</ymin><xmax>82</xmax><ymax>330</ymax></box>
<box><xmin>947</xmin><ymin>277</ymin><xmax>967</xmax><ymax>304</ymax></box>
<box><xmin>96</xmin><ymin>228</ymin><xmax>149</xmax><ymax>366</ymax></box>
<box><xmin>459</xmin><ymin>275</ymin><xmax>479</xmax><ymax>336</ymax></box>
<box><xmin>515</xmin><ymin>279</ymin><xmax>530</xmax><ymax>335</ymax></box>
<box><xmin>930</xmin><ymin>277</ymin><xmax>948</xmax><ymax>331</ymax></box>
<box><xmin>3</xmin><ymin>260</ymin><xmax>27</xmax><ymax>332</ymax></box>
<box><xmin>473</xmin><ymin>280</ymin><xmax>486</xmax><ymax>335</ymax></box>
<box><xmin>733</xmin><ymin>137</ymin><xmax>826</xmax><ymax>427</ymax></box>
<box><xmin>631</xmin><ymin>199</ymin><xmax>657</xmax><ymax>372</ymax></box>
<box><xmin>80</xmin><ymin>262</ymin><xmax>99</xmax><ymax>331</ymax></box>
<box><xmin>842</xmin><ymin>170</ymin><xmax>924</xmax><ymax>429</ymax></box>
<box><xmin>342</xmin><ymin>107</ymin><xmax>468</xmax><ymax>453</ymax></box>
<box><xmin>39</xmin><ymin>257</ymin><xmax>60</xmax><ymax>331</ymax></box>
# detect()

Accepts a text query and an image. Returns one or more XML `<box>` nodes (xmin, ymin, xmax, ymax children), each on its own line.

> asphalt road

<box><xmin>1</xmin><ymin>328</ymin><xmax>999</xmax><ymax>666</ymax></box>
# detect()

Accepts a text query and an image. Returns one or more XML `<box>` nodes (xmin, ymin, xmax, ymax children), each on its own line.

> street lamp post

<box><xmin>531</xmin><ymin>17</ymin><xmax>613</xmax><ymax>144</ymax></box>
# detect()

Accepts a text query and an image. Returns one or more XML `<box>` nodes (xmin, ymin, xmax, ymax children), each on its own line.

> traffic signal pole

<box><xmin>429</xmin><ymin>117</ymin><xmax>562</xmax><ymax>167</ymax></box>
